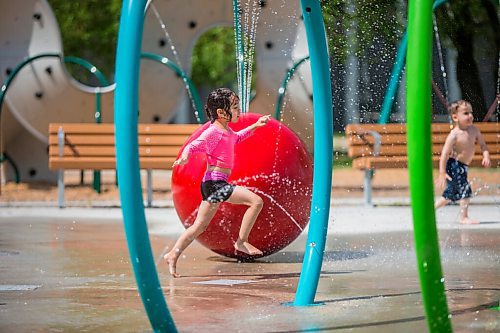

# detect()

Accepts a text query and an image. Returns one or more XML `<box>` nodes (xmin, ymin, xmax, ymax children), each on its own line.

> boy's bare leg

<box><xmin>164</xmin><ymin>201</ymin><xmax>220</xmax><ymax>277</ymax></box>
<box><xmin>435</xmin><ymin>197</ymin><xmax>450</xmax><ymax>209</ymax></box>
<box><xmin>227</xmin><ymin>186</ymin><xmax>264</xmax><ymax>255</ymax></box>
<box><xmin>458</xmin><ymin>198</ymin><xmax>478</xmax><ymax>224</ymax></box>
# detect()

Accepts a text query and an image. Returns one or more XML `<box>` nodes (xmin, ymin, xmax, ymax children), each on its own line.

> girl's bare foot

<box><xmin>163</xmin><ymin>253</ymin><xmax>180</xmax><ymax>278</ymax></box>
<box><xmin>459</xmin><ymin>217</ymin><xmax>479</xmax><ymax>225</ymax></box>
<box><xmin>234</xmin><ymin>240</ymin><xmax>263</xmax><ymax>256</ymax></box>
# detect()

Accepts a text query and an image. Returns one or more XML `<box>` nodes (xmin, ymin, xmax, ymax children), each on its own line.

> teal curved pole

<box><xmin>0</xmin><ymin>53</ymin><xmax>58</xmax><ymax>185</ymax></box>
<box><xmin>140</xmin><ymin>52</ymin><xmax>204</xmax><ymax>123</ymax></box>
<box><xmin>379</xmin><ymin>32</ymin><xmax>408</xmax><ymax>124</ymax></box>
<box><xmin>0</xmin><ymin>53</ymin><xmax>107</xmax><ymax>188</ymax></box>
<box><xmin>0</xmin><ymin>53</ymin><xmax>60</xmax><ymax>118</ymax></box>
<box><xmin>64</xmin><ymin>55</ymin><xmax>111</xmax><ymax>193</ymax></box>
<box><xmin>64</xmin><ymin>55</ymin><xmax>110</xmax><ymax>123</ymax></box>
<box><xmin>379</xmin><ymin>0</ymin><xmax>449</xmax><ymax>124</ymax></box>
<box><xmin>0</xmin><ymin>152</ymin><xmax>20</xmax><ymax>183</ymax></box>
<box><xmin>274</xmin><ymin>56</ymin><xmax>310</xmax><ymax>120</ymax></box>
<box><xmin>407</xmin><ymin>0</ymin><xmax>452</xmax><ymax>331</ymax></box>
<box><xmin>0</xmin><ymin>53</ymin><xmax>109</xmax><ymax>120</ymax></box>
<box><xmin>114</xmin><ymin>0</ymin><xmax>176</xmax><ymax>332</ymax></box>
<box><xmin>294</xmin><ymin>0</ymin><xmax>333</xmax><ymax>306</ymax></box>
<box><xmin>64</xmin><ymin>56</ymin><xmax>110</xmax><ymax>87</ymax></box>
<box><xmin>64</xmin><ymin>56</ymin><xmax>110</xmax><ymax>124</ymax></box>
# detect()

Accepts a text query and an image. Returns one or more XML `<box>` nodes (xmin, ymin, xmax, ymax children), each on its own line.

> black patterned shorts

<box><xmin>442</xmin><ymin>158</ymin><xmax>472</xmax><ymax>202</ymax></box>
<box><xmin>201</xmin><ymin>180</ymin><xmax>235</xmax><ymax>203</ymax></box>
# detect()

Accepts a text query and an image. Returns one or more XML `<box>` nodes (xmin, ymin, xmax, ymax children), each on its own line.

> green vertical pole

<box><xmin>406</xmin><ymin>0</ymin><xmax>452</xmax><ymax>332</ymax></box>
<box><xmin>114</xmin><ymin>0</ymin><xmax>177</xmax><ymax>331</ymax></box>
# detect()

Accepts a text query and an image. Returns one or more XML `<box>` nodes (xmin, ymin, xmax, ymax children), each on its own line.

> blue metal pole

<box><xmin>114</xmin><ymin>0</ymin><xmax>176</xmax><ymax>332</ymax></box>
<box><xmin>294</xmin><ymin>0</ymin><xmax>333</xmax><ymax>306</ymax></box>
<box><xmin>379</xmin><ymin>0</ymin><xmax>449</xmax><ymax>124</ymax></box>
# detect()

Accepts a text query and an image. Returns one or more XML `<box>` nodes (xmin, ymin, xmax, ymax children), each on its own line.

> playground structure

<box><xmin>0</xmin><ymin>0</ymin><xmax>314</xmax><ymax>182</ymax></box>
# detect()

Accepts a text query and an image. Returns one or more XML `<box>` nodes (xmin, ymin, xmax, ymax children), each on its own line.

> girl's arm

<box><xmin>235</xmin><ymin>115</ymin><xmax>271</xmax><ymax>143</ymax></box>
<box><xmin>173</xmin><ymin>127</ymin><xmax>222</xmax><ymax>166</ymax></box>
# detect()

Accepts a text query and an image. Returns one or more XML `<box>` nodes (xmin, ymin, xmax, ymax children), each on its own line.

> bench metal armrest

<box><xmin>58</xmin><ymin>126</ymin><xmax>65</xmax><ymax>157</ymax></box>
<box><xmin>358</xmin><ymin>130</ymin><xmax>382</xmax><ymax>157</ymax></box>
<box><xmin>57</xmin><ymin>126</ymin><xmax>65</xmax><ymax>208</ymax></box>
<box><xmin>355</xmin><ymin>129</ymin><xmax>381</xmax><ymax>206</ymax></box>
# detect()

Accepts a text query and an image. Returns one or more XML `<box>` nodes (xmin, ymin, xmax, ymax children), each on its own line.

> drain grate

<box><xmin>192</xmin><ymin>279</ymin><xmax>256</xmax><ymax>286</ymax></box>
<box><xmin>0</xmin><ymin>250</ymin><xmax>20</xmax><ymax>256</ymax></box>
<box><xmin>0</xmin><ymin>285</ymin><xmax>41</xmax><ymax>291</ymax></box>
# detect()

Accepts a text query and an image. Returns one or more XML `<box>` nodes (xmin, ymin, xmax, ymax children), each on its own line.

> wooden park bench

<box><xmin>48</xmin><ymin>123</ymin><xmax>200</xmax><ymax>208</ymax></box>
<box><xmin>345</xmin><ymin>122</ymin><xmax>499</xmax><ymax>205</ymax></box>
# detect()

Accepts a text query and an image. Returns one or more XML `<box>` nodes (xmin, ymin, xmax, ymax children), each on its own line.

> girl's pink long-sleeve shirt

<box><xmin>182</xmin><ymin>123</ymin><xmax>253</xmax><ymax>169</ymax></box>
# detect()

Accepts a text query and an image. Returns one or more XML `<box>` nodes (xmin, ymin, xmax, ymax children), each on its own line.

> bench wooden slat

<box><xmin>345</xmin><ymin>122</ymin><xmax>499</xmax><ymax>135</ymax></box>
<box><xmin>49</xmin><ymin>156</ymin><xmax>178</xmax><ymax>170</ymax></box>
<box><xmin>48</xmin><ymin>146</ymin><xmax>183</xmax><ymax>158</ymax></box>
<box><xmin>49</xmin><ymin>123</ymin><xmax>200</xmax><ymax>135</ymax></box>
<box><xmin>348</xmin><ymin>132</ymin><xmax>498</xmax><ymax>147</ymax></box>
<box><xmin>348</xmin><ymin>133</ymin><xmax>451</xmax><ymax>146</ymax></box>
<box><xmin>349</xmin><ymin>143</ymin><xmax>500</xmax><ymax>158</ymax></box>
<box><xmin>48</xmin><ymin>134</ymin><xmax>191</xmax><ymax>146</ymax></box>
<box><xmin>352</xmin><ymin>154</ymin><xmax>500</xmax><ymax>170</ymax></box>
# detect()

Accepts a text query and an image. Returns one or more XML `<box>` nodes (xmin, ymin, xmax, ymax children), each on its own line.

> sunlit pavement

<box><xmin>0</xmin><ymin>201</ymin><xmax>498</xmax><ymax>332</ymax></box>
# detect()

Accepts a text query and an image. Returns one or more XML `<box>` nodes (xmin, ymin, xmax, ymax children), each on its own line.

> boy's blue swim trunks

<box><xmin>442</xmin><ymin>158</ymin><xmax>472</xmax><ymax>202</ymax></box>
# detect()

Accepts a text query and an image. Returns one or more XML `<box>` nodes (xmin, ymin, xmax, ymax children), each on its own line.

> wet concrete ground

<box><xmin>0</xmin><ymin>204</ymin><xmax>498</xmax><ymax>332</ymax></box>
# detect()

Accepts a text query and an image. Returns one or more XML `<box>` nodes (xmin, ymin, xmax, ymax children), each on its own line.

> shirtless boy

<box><xmin>435</xmin><ymin>100</ymin><xmax>491</xmax><ymax>224</ymax></box>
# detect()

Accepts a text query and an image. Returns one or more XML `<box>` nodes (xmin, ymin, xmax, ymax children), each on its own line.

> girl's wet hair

<box><xmin>205</xmin><ymin>88</ymin><xmax>238</xmax><ymax>123</ymax></box>
<box><xmin>448</xmin><ymin>100</ymin><xmax>471</xmax><ymax>115</ymax></box>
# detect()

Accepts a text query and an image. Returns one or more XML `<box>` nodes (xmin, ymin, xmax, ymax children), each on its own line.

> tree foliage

<box><xmin>191</xmin><ymin>27</ymin><xmax>236</xmax><ymax>88</ymax></box>
<box><xmin>48</xmin><ymin>0</ymin><xmax>121</xmax><ymax>83</ymax></box>
<box><xmin>47</xmin><ymin>0</ymin><xmax>498</xmax><ymax>119</ymax></box>
<box><xmin>322</xmin><ymin>0</ymin><xmax>403</xmax><ymax>62</ymax></box>
<box><xmin>435</xmin><ymin>0</ymin><xmax>499</xmax><ymax>120</ymax></box>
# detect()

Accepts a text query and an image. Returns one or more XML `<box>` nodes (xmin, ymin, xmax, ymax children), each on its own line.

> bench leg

<box><xmin>147</xmin><ymin>170</ymin><xmax>153</xmax><ymax>208</ymax></box>
<box><xmin>58</xmin><ymin>169</ymin><xmax>65</xmax><ymax>208</ymax></box>
<box><xmin>364</xmin><ymin>169</ymin><xmax>373</xmax><ymax>206</ymax></box>
<box><xmin>93</xmin><ymin>170</ymin><xmax>101</xmax><ymax>194</ymax></box>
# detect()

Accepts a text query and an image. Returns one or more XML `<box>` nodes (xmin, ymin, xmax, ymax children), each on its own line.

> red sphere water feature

<box><xmin>171</xmin><ymin>113</ymin><xmax>313</xmax><ymax>259</ymax></box>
